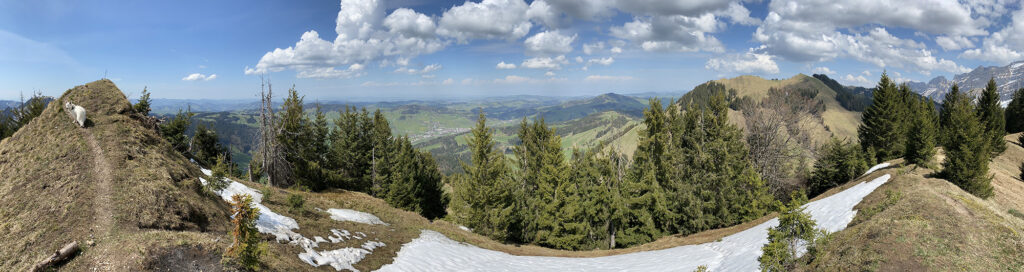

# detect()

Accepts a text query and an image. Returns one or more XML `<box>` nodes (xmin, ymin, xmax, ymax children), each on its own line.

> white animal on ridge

<box><xmin>64</xmin><ymin>101</ymin><xmax>87</xmax><ymax>128</ymax></box>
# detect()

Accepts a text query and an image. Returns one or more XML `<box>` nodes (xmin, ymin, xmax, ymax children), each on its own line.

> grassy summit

<box><xmin>0</xmin><ymin>79</ymin><xmax>230</xmax><ymax>270</ymax></box>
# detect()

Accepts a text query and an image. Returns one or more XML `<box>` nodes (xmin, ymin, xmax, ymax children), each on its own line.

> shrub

<box><xmin>808</xmin><ymin>138</ymin><xmax>867</xmax><ymax>197</ymax></box>
<box><xmin>1019</xmin><ymin>161</ymin><xmax>1024</xmax><ymax>181</ymax></box>
<box><xmin>259</xmin><ymin>185</ymin><xmax>274</xmax><ymax>204</ymax></box>
<box><xmin>1009</xmin><ymin>209</ymin><xmax>1024</xmax><ymax>219</ymax></box>
<box><xmin>207</xmin><ymin>154</ymin><xmax>230</xmax><ymax>193</ymax></box>
<box><xmin>692</xmin><ymin>265</ymin><xmax>709</xmax><ymax>272</ymax></box>
<box><xmin>287</xmin><ymin>193</ymin><xmax>304</xmax><ymax>213</ymax></box>
<box><xmin>227</xmin><ymin>194</ymin><xmax>265</xmax><ymax>270</ymax></box>
<box><xmin>759</xmin><ymin>191</ymin><xmax>825</xmax><ymax>271</ymax></box>
<box><xmin>133</xmin><ymin>87</ymin><xmax>151</xmax><ymax>116</ymax></box>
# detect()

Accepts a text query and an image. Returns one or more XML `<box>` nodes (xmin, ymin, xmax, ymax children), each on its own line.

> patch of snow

<box><xmin>1001</xmin><ymin>100</ymin><xmax>1011</xmax><ymax>108</ymax></box>
<box><xmin>864</xmin><ymin>163</ymin><xmax>891</xmax><ymax>175</ymax></box>
<box><xmin>198</xmin><ymin>167</ymin><xmax>384</xmax><ymax>271</ymax></box>
<box><xmin>300</xmin><ymin>241</ymin><xmax>386</xmax><ymax>272</ymax></box>
<box><xmin>1012</xmin><ymin>62</ymin><xmax>1024</xmax><ymax>69</ymax></box>
<box><xmin>378</xmin><ymin>174</ymin><xmax>892</xmax><ymax>272</ymax></box>
<box><xmin>328</xmin><ymin>208</ymin><xmax>389</xmax><ymax>225</ymax></box>
<box><xmin>458</xmin><ymin>225</ymin><xmax>471</xmax><ymax>232</ymax></box>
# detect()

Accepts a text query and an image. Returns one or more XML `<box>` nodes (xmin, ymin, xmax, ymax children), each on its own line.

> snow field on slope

<box><xmin>200</xmin><ymin>168</ymin><xmax>385</xmax><ymax>271</ymax></box>
<box><xmin>864</xmin><ymin>162</ymin><xmax>891</xmax><ymax>175</ymax></box>
<box><xmin>328</xmin><ymin>208</ymin><xmax>389</xmax><ymax>225</ymax></box>
<box><xmin>377</xmin><ymin>171</ymin><xmax>893</xmax><ymax>272</ymax></box>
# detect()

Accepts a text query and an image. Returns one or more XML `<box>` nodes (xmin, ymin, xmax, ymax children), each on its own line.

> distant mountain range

<box><xmin>907</xmin><ymin>60</ymin><xmax>1024</xmax><ymax>105</ymax></box>
<box><xmin>0</xmin><ymin>100</ymin><xmax>20</xmax><ymax>109</ymax></box>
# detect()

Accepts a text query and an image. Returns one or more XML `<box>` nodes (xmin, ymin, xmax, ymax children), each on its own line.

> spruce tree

<box><xmin>1019</xmin><ymin>161</ymin><xmax>1024</xmax><ymax>181</ymax></box>
<box><xmin>977</xmin><ymin>78</ymin><xmax>1006</xmax><ymax>157</ymax></box>
<box><xmin>808</xmin><ymin>138</ymin><xmax>867</xmax><ymax>197</ymax></box>
<box><xmin>941</xmin><ymin>90</ymin><xmax>994</xmax><ymax>198</ymax></box>
<box><xmin>759</xmin><ymin>192</ymin><xmax>820</xmax><ymax>271</ymax></box>
<box><xmin>514</xmin><ymin>118</ymin><xmax>567</xmax><ymax>245</ymax></box>
<box><xmin>133</xmin><ymin>87</ymin><xmax>152</xmax><ymax>116</ymax></box>
<box><xmin>905</xmin><ymin>96</ymin><xmax>938</xmax><ymax>166</ymax></box>
<box><xmin>302</xmin><ymin>103</ymin><xmax>332</xmax><ymax>188</ymax></box>
<box><xmin>620</xmin><ymin>99</ymin><xmax>673</xmax><ymax>245</ymax></box>
<box><xmin>277</xmin><ymin>87</ymin><xmax>318</xmax><ymax>189</ymax></box>
<box><xmin>413</xmin><ymin>148</ymin><xmax>447</xmax><ymax>220</ymax></box>
<box><xmin>668</xmin><ymin>92</ymin><xmax>775</xmax><ymax>234</ymax></box>
<box><xmin>369</xmin><ymin>109</ymin><xmax>394</xmax><ymax>197</ymax></box>
<box><xmin>191</xmin><ymin>122</ymin><xmax>230</xmax><ymax>168</ymax></box>
<box><xmin>858</xmin><ymin>72</ymin><xmax>905</xmax><ymax>161</ymax></box>
<box><xmin>208</xmin><ymin>154</ymin><xmax>231</xmax><ymax>193</ymax></box>
<box><xmin>512</xmin><ymin>117</ymin><xmax>553</xmax><ymax>242</ymax></box>
<box><xmin>450</xmin><ymin>112</ymin><xmax>516</xmax><ymax>242</ymax></box>
<box><xmin>330</xmin><ymin>106</ymin><xmax>373</xmax><ymax>191</ymax></box>
<box><xmin>161</xmin><ymin>107</ymin><xmax>194</xmax><ymax>154</ymax></box>
<box><xmin>940</xmin><ymin>84</ymin><xmax>964</xmax><ymax>147</ymax></box>
<box><xmin>1006</xmin><ymin>88</ymin><xmax>1024</xmax><ymax>133</ymax></box>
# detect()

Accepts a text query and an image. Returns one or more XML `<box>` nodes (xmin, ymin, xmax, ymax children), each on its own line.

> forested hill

<box><xmin>534</xmin><ymin>93</ymin><xmax>647</xmax><ymax>122</ymax></box>
<box><xmin>680</xmin><ymin>73</ymin><xmax>863</xmax><ymax>143</ymax></box>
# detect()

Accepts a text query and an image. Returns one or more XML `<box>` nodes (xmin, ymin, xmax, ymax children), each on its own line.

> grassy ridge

<box><xmin>801</xmin><ymin>134</ymin><xmax>1024</xmax><ymax>271</ymax></box>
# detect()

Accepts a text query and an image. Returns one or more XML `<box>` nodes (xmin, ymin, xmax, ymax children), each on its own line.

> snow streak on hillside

<box><xmin>200</xmin><ymin>168</ymin><xmax>385</xmax><ymax>271</ymax></box>
<box><xmin>378</xmin><ymin>172</ymin><xmax>894</xmax><ymax>272</ymax></box>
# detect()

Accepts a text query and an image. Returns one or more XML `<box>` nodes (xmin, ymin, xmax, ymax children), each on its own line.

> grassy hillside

<box><xmin>800</xmin><ymin>134</ymin><xmax>1024</xmax><ymax>270</ymax></box>
<box><xmin>712</xmin><ymin>74</ymin><xmax>863</xmax><ymax>143</ymax></box>
<box><xmin>416</xmin><ymin>110</ymin><xmax>641</xmax><ymax>174</ymax></box>
<box><xmin>0</xmin><ymin>80</ymin><xmax>231</xmax><ymax>270</ymax></box>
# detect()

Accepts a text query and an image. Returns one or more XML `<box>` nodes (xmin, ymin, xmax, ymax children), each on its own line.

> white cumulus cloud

<box><xmin>496</xmin><ymin>61</ymin><xmax>517</xmax><ymax>69</ymax></box>
<box><xmin>811</xmin><ymin>66</ymin><xmax>835</xmax><ymax>75</ymax></box>
<box><xmin>960</xmin><ymin>7</ymin><xmax>1024</xmax><ymax>65</ymax></box>
<box><xmin>586</xmin><ymin>57</ymin><xmax>615</xmax><ymax>67</ymax></box>
<box><xmin>524</xmin><ymin>30</ymin><xmax>576</xmax><ymax>56</ymax></box>
<box><xmin>752</xmin><ymin>0</ymin><xmax>982</xmax><ymax>74</ymax></box>
<box><xmin>395</xmin><ymin>63</ymin><xmax>442</xmax><ymax>75</ymax></box>
<box><xmin>705</xmin><ymin>51</ymin><xmax>779</xmax><ymax>74</ymax></box>
<box><xmin>521</xmin><ymin>55</ymin><xmax>569</xmax><ymax>70</ymax></box>
<box><xmin>245</xmin><ymin>0</ymin><xmax>444</xmax><ymax>78</ymax></box>
<box><xmin>437</xmin><ymin>0</ymin><xmax>532</xmax><ymax>42</ymax></box>
<box><xmin>842</xmin><ymin>74</ymin><xmax>873</xmax><ymax>87</ymax></box>
<box><xmin>182</xmin><ymin>73</ymin><xmax>217</xmax><ymax>81</ymax></box>
<box><xmin>610</xmin><ymin>13</ymin><xmax>725</xmax><ymax>53</ymax></box>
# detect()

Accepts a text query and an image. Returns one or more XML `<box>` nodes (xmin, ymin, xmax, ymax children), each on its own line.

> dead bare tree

<box><xmin>744</xmin><ymin>87</ymin><xmax>823</xmax><ymax>199</ymax></box>
<box><xmin>256</xmin><ymin>77</ymin><xmax>292</xmax><ymax>187</ymax></box>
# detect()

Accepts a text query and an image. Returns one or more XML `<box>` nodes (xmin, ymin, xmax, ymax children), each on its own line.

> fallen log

<box><xmin>31</xmin><ymin>241</ymin><xmax>79</xmax><ymax>272</ymax></box>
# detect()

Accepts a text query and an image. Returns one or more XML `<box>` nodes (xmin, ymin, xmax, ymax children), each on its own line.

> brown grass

<box><xmin>714</xmin><ymin>74</ymin><xmax>862</xmax><ymax>143</ymax></box>
<box><xmin>800</xmin><ymin>135</ymin><xmax>1024</xmax><ymax>271</ymax></box>
<box><xmin>0</xmin><ymin>80</ymin><xmax>230</xmax><ymax>271</ymax></box>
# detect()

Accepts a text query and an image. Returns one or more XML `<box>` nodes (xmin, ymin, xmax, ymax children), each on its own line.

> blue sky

<box><xmin>2</xmin><ymin>0</ymin><xmax>1023</xmax><ymax>101</ymax></box>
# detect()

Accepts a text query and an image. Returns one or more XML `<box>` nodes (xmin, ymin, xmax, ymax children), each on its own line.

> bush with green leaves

<box><xmin>759</xmin><ymin>192</ymin><xmax>827</xmax><ymax>272</ymax></box>
<box><xmin>227</xmin><ymin>194</ymin><xmax>265</xmax><ymax>270</ymax></box>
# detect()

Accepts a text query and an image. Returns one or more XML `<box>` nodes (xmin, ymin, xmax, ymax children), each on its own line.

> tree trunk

<box><xmin>31</xmin><ymin>241</ymin><xmax>79</xmax><ymax>272</ymax></box>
